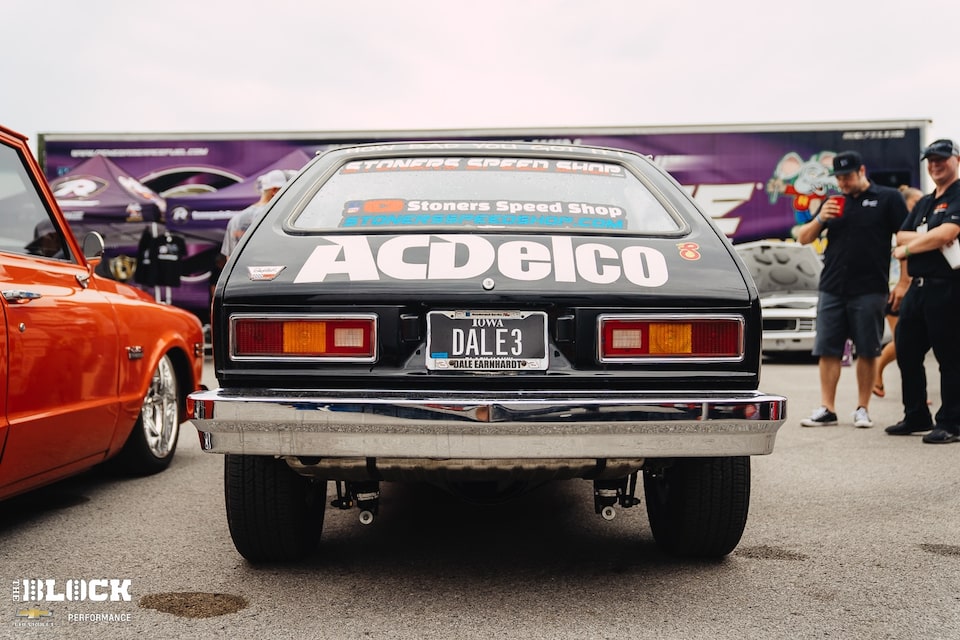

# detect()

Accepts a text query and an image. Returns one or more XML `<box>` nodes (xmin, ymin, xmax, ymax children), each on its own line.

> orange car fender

<box><xmin>104</xmin><ymin>300</ymin><xmax>204</xmax><ymax>455</ymax></box>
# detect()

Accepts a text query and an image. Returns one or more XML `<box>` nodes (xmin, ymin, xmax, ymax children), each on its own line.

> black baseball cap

<box><xmin>920</xmin><ymin>139</ymin><xmax>960</xmax><ymax>160</ymax></box>
<box><xmin>831</xmin><ymin>151</ymin><xmax>863</xmax><ymax>176</ymax></box>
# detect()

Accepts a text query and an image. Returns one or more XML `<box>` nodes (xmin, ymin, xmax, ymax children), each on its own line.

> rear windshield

<box><xmin>291</xmin><ymin>156</ymin><xmax>682</xmax><ymax>235</ymax></box>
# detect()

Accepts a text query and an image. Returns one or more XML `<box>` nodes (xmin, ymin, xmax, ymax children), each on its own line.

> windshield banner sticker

<box><xmin>340</xmin><ymin>199</ymin><xmax>626</xmax><ymax>230</ymax></box>
<box><xmin>340</xmin><ymin>157</ymin><xmax>626</xmax><ymax>177</ymax></box>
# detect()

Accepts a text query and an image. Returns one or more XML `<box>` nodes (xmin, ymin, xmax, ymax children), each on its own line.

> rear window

<box><xmin>291</xmin><ymin>156</ymin><xmax>682</xmax><ymax>235</ymax></box>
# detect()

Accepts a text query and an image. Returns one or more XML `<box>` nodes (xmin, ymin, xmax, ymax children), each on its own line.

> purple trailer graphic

<box><xmin>39</xmin><ymin>120</ymin><xmax>927</xmax><ymax>318</ymax></box>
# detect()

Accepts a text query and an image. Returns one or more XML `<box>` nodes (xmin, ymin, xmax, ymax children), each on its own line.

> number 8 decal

<box><xmin>677</xmin><ymin>242</ymin><xmax>701</xmax><ymax>261</ymax></box>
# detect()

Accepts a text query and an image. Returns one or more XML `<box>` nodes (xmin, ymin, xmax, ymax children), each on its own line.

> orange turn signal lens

<box><xmin>600</xmin><ymin>316</ymin><xmax>742</xmax><ymax>360</ymax></box>
<box><xmin>232</xmin><ymin>316</ymin><xmax>376</xmax><ymax>360</ymax></box>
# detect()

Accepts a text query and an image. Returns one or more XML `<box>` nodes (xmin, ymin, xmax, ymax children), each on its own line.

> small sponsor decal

<box><xmin>247</xmin><ymin>265</ymin><xmax>286</xmax><ymax>281</ymax></box>
<box><xmin>677</xmin><ymin>242</ymin><xmax>702</xmax><ymax>261</ymax></box>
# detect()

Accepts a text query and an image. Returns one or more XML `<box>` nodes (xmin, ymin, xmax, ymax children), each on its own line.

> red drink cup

<box><xmin>829</xmin><ymin>195</ymin><xmax>845</xmax><ymax>217</ymax></box>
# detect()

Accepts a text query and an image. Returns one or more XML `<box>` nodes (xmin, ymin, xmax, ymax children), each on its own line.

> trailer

<box><xmin>38</xmin><ymin>120</ymin><xmax>928</xmax><ymax>317</ymax></box>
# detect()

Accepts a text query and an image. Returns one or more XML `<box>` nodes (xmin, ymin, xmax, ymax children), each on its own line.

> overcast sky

<box><xmin>4</xmin><ymin>0</ymin><xmax>957</xmax><ymax>160</ymax></box>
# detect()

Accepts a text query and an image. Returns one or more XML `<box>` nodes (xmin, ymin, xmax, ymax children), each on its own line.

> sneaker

<box><xmin>885</xmin><ymin>420</ymin><xmax>934</xmax><ymax>435</ymax></box>
<box><xmin>921</xmin><ymin>427</ymin><xmax>960</xmax><ymax>444</ymax></box>
<box><xmin>853</xmin><ymin>406</ymin><xmax>874</xmax><ymax>428</ymax></box>
<box><xmin>801</xmin><ymin>406</ymin><xmax>838</xmax><ymax>427</ymax></box>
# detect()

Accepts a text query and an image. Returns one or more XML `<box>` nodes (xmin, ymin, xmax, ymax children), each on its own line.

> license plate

<box><xmin>426</xmin><ymin>310</ymin><xmax>548</xmax><ymax>371</ymax></box>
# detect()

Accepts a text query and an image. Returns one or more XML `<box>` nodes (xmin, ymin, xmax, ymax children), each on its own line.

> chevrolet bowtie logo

<box><xmin>16</xmin><ymin>606</ymin><xmax>53</xmax><ymax>620</ymax></box>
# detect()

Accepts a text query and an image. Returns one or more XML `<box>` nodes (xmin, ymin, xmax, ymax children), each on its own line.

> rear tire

<box><xmin>224</xmin><ymin>455</ymin><xmax>326</xmax><ymax>562</ymax></box>
<box><xmin>643</xmin><ymin>456</ymin><xmax>750</xmax><ymax>558</ymax></box>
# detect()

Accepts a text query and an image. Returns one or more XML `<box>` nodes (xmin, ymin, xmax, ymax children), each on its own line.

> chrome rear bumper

<box><xmin>188</xmin><ymin>388</ymin><xmax>786</xmax><ymax>459</ymax></box>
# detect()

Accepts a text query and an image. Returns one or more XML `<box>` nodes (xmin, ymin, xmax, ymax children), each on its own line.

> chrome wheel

<box><xmin>141</xmin><ymin>354</ymin><xmax>179</xmax><ymax>459</ymax></box>
<box><xmin>110</xmin><ymin>351</ymin><xmax>181</xmax><ymax>476</ymax></box>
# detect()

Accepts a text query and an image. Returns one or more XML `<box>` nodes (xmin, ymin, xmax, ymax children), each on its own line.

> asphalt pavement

<box><xmin>1</xmin><ymin>353</ymin><xmax>958</xmax><ymax>640</ymax></box>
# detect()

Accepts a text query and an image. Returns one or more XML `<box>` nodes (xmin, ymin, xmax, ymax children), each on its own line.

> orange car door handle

<box><xmin>2</xmin><ymin>290</ymin><xmax>43</xmax><ymax>304</ymax></box>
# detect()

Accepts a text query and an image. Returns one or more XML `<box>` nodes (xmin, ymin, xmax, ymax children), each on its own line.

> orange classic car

<box><xmin>0</xmin><ymin>125</ymin><xmax>205</xmax><ymax>501</ymax></box>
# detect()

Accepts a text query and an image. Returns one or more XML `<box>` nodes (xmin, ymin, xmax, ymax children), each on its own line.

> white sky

<box><xmin>4</xmin><ymin>0</ymin><xmax>958</xmax><ymax>158</ymax></box>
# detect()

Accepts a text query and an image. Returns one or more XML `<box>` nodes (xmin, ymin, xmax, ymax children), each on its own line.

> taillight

<box><xmin>598</xmin><ymin>315</ymin><xmax>743</xmax><ymax>361</ymax></box>
<box><xmin>231</xmin><ymin>315</ymin><xmax>377</xmax><ymax>361</ymax></box>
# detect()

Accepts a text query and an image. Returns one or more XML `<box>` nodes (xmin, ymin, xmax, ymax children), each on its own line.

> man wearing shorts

<box><xmin>794</xmin><ymin>151</ymin><xmax>910</xmax><ymax>427</ymax></box>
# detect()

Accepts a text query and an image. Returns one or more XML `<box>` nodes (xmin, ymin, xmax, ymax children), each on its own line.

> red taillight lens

<box><xmin>232</xmin><ymin>316</ymin><xmax>376</xmax><ymax>360</ymax></box>
<box><xmin>600</xmin><ymin>317</ymin><xmax>743</xmax><ymax>360</ymax></box>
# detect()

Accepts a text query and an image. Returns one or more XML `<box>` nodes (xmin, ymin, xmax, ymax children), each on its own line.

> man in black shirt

<box><xmin>887</xmin><ymin>139</ymin><xmax>960</xmax><ymax>443</ymax></box>
<box><xmin>795</xmin><ymin>151</ymin><xmax>910</xmax><ymax>428</ymax></box>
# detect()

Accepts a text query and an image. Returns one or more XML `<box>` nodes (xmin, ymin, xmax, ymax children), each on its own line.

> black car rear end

<box><xmin>189</xmin><ymin>142</ymin><xmax>785</xmax><ymax>562</ymax></box>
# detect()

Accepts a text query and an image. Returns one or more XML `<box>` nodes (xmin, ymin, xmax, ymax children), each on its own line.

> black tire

<box><xmin>643</xmin><ymin>456</ymin><xmax>750</xmax><ymax>558</ymax></box>
<box><xmin>224</xmin><ymin>455</ymin><xmax>326</xmax><ymax>562</ymax></box>
<box><xmin>110</xmin><ymin>353</ymin><xmax>180</xmax><ymax>476</ymax></box>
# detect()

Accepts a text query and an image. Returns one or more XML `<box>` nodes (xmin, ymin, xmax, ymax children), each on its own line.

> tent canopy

<box><xmin>165</xmin><ymin>149</ymin><xmax>311</xmax><ymax>231</ymax></box>
<box><xmin>50</xmin><ymin>155</ymin><xmax>165</xmax><ymax>222</ymax></box>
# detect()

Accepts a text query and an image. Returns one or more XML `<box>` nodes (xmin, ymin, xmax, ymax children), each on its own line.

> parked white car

<box><xmin>735</xmin><ymin>241</ymin><xmax>821</xmax><ymax>354</ymax></box>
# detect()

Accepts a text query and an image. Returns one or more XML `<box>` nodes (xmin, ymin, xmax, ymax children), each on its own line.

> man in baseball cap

<box><xmin>257</xmin><ymin>169</ymin><xmax>288</xmax><ymax>192</ymax></box>
<box><xmin>831</xmin><ymin>150</ymin><xmax>864</xmax><ymax>175</ymax></box>
<box><xmin>887</xmin><ymin>137</ymin><xmax>960</xmax><ymax>443</ymax></box>
<box><xmin>212</xmin><ymin>168</ymin><xmax>290</xmax><ymax>298</ymax></box>
<box><xmin>221</xmin><ymin>169</ymin><xmax>288</xmax><ymax>258</ymax></box>
<box><xmin>920</xmin><ymin>138</ymin><xmax>960</xmax><ymax>161</ymax></box>
<box><xmin>794</xmin><ymin>149</ymin><xmax>910</xmax><ymax>429</ymax></box>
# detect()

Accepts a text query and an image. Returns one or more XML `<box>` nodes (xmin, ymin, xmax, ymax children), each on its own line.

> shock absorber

<box><xmin>593</xmin><ymin>474</ymin><xmax>640</xmax><ymax>520</ymax></box>
<box><xmin>330</xmin><ymin>480</ymin><xmax>353</xmax><ymax>510</ymax></box>
<box><xmin>350</xmin><ymin>481</ymin><xmax>380</xmax><ymax>525</ymax></box>
<box><xmin>593</xmin><ymin>478</ymin><xmax>623</xmax><ymax>520</ymax></box>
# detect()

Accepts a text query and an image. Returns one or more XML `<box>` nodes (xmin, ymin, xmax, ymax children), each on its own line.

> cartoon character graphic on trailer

<box><xmin>766</xmin><ymin>151</ymin><xmax>840</xmax><ymax>226</ymax></box>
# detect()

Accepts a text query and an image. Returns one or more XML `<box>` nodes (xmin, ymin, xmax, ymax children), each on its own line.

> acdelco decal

<box><xmin>293</xmin><ymin>235</ymin><xmax>668</xmax><ymax>287</ymax></box>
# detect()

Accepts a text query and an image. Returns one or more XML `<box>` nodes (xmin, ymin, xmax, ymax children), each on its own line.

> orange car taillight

<box><xmin>598</xmin><ymin>315</ymin><xmax>743</xmax><ymax>362</ymax></box>
<box><xmin>231</xmin><ymin>315</ymin><xmax>377</xmax><ymax>361</ymax></box>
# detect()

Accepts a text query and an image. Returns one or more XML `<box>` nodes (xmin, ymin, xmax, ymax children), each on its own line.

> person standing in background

<box><xmin>886</xmin><ymin>140</ymin><xmax>960</xmax><ymax>443</ymax></box>
<box><xmin>873</xmin><ymin>185</ymin><xmax>923</xmax><ymax>397</ymax></box>
<box><xmin>209</xmin><ymin>169</ymin><xmax>288</xmax><ymax>296</ymax></box>
<box><xmin>218</xmin><ymin>169</ymin><xmax>288</xmax><ymax>261</ymax></box>
<box><xmin>795</xmin><ymin>151</ymin><xmax>909</xmax><ymax>428</ymax></box>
